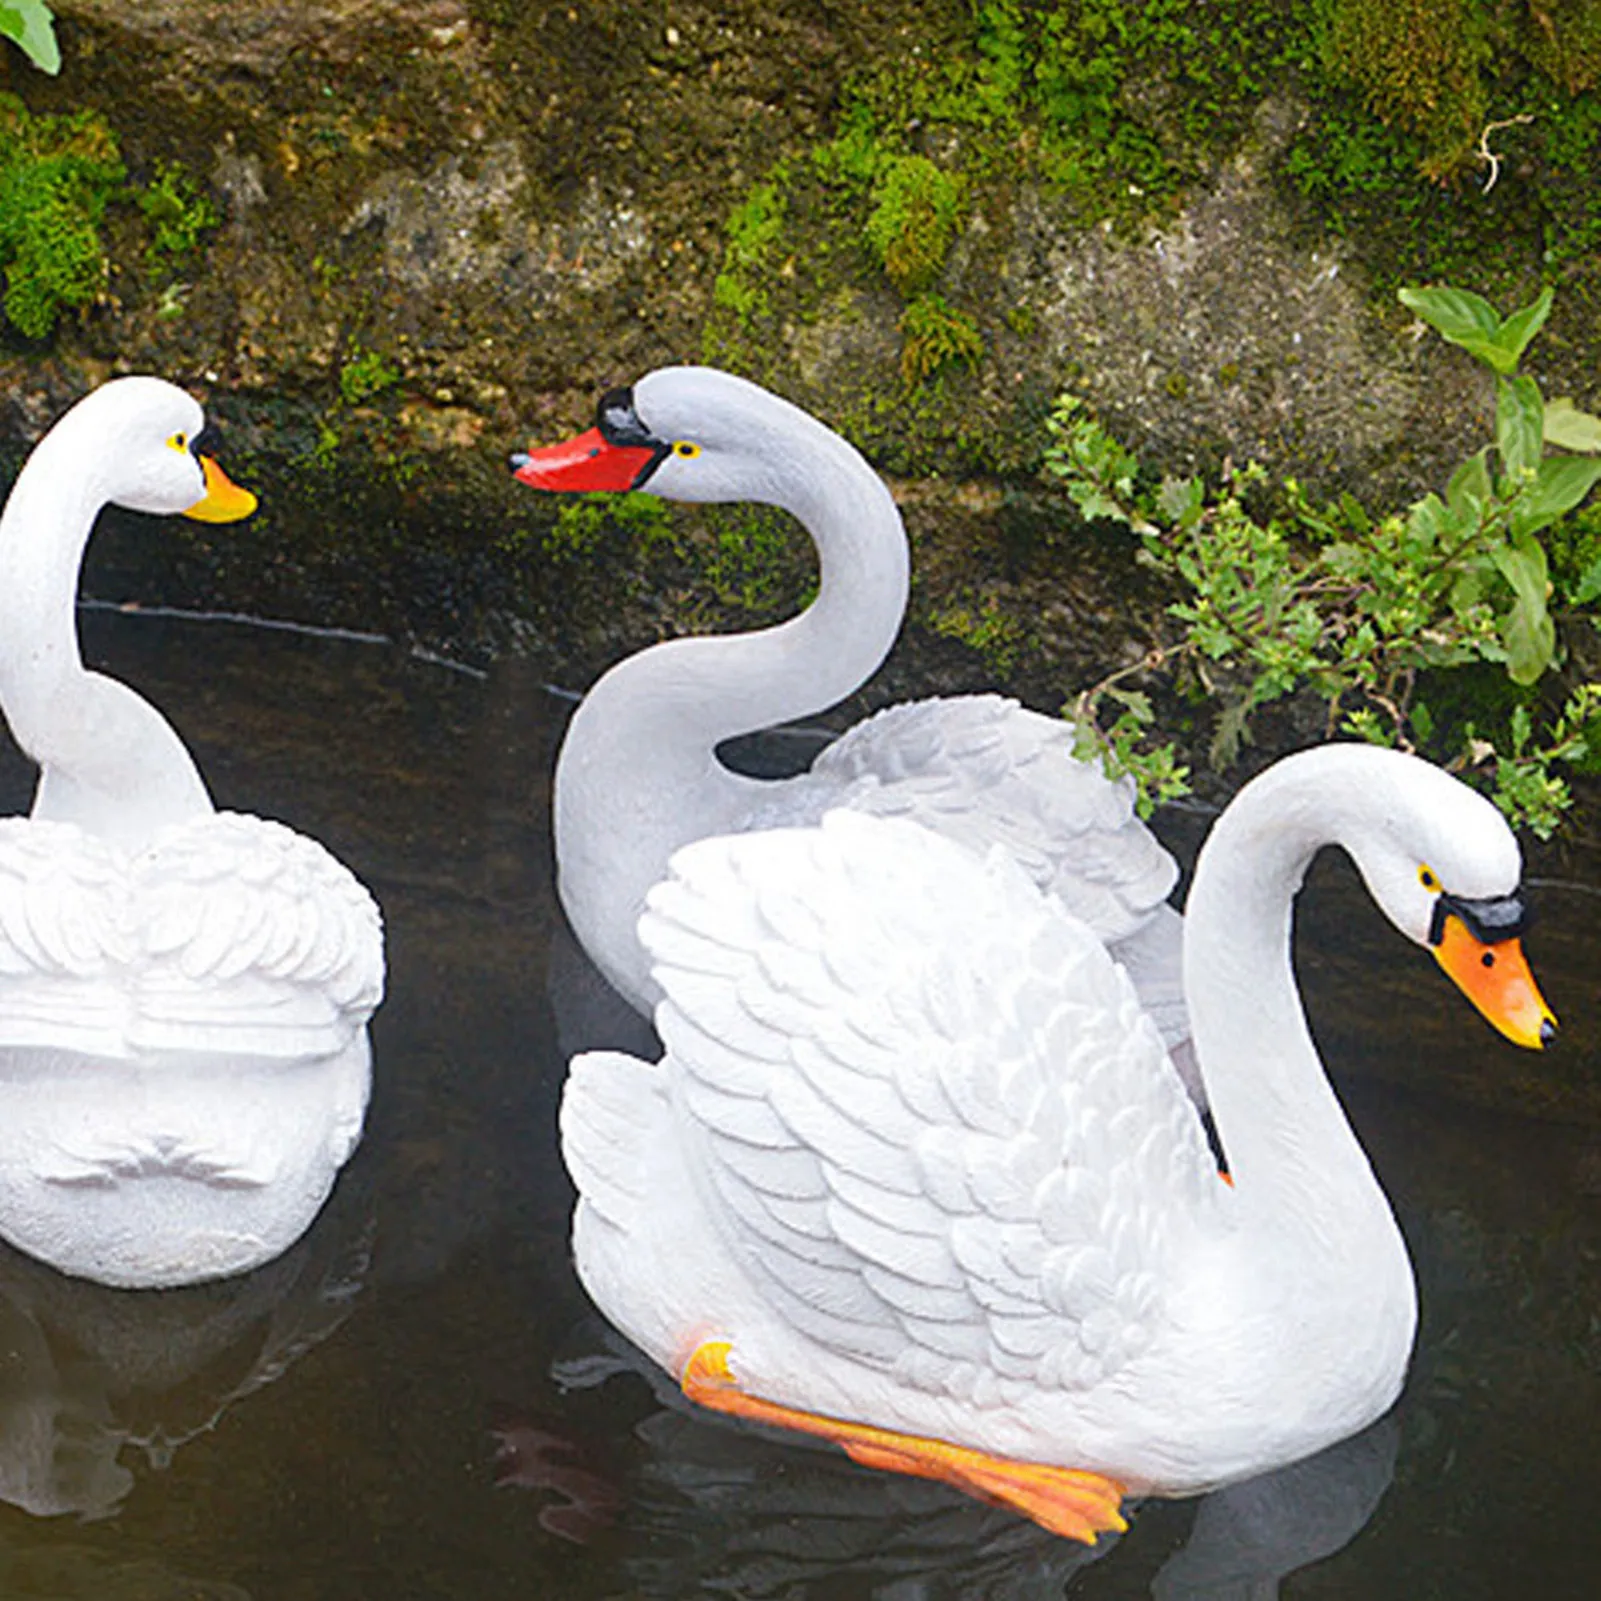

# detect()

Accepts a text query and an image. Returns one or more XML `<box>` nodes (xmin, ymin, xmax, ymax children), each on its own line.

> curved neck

<box><xmin>1184</xmin><ymin>756</ymin><xmax>1391</xmax><ymax>1226</ymax></box>
<box><xmin>554</xmin><ymin>423</ymin><xmax>908</xmax><ymax>1008</ymax></box>
<box><xmin>603</xmin><ymin>439</ymin><xmax>908</xmax><ymax>753</ymax></box>
<box><xmin>0</xmin><ymin>431</ymin><xmax>212</xmax><ymax>850</ymax></box>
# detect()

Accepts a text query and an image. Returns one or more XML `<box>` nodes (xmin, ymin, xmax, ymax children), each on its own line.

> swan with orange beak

<box><xmin>1427</xmin><ymin>880</ymin><xmax>1555</xmax><ymax>1048</ymax></box>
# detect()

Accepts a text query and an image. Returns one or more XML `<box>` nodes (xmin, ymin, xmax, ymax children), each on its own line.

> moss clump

<box><xmin>1319</xmin><ymin>0</ymin><xmax>1491</xmax><ymax>176</ymax></box>
<box><xmin>713</xmin><ymin>177</ymin><xmax>788</xmax><ymax>324</ymax></box>
<box><xmin>136</xmin><ymin>158</ymin><xmax>219</xmax><ymax>278</ymax></box>
<box><xmin>339</xmin><ymin>345</ymin><xmax>401</xmax><ymax>405</ymax></box>
<box><xmin>930</xmin><ymin>592</ymin><xmax>1030</xmax><ymax>676</ymax></box>
<box><xmin>900</xmin><ymin>291</ymin><xmax>984</xmax><ymax>385</ymax></box>
<box><xmin>1523</xmin><ymin>0</ymin><xmax>1601</xmax><ymax>92</ymax></box>
<box><xmin>865</xmin><ymin>155</ymin><xmax>965</xmax><ymax>296</ymax></box>
<box><xmin>0</xmin><ymin>93</ymin><xmax>124</xmax><ymax>339</ymax></box>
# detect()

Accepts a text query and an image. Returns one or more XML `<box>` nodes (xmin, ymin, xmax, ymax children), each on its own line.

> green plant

<box><xmin>137</xmin><ymin>160</ymin><xmax>219</xmax><ymax>276</ymax></box>
<box><xmin>899</xmin><ymin>292</ymin><xmax>984</xmax><ymax>385</ymax></box>
<box><xmin>930</xmin><ymin>592</ymin><xmax>1029</xmax><ymax>676</ymax></box>
<box><xmin>338</xmin><ymin>346</ymin><xmax>400</xmax><ymax>405</ymax></box>
<box><xmin>1319</xmin><ymin>0</ymin><xmax>1490</xmax><ymax>176</ymax></box>
<box><xmin>1044</xmin><ymin>283</ymin><xmax>1601</xmax><ymax>835</ymax></box>
<box><xmin>865</xmin><ymin>155</ymin><xmax>964</xmax><ymax>296</ymax></box>
<box><xmin>1518</xmin><ymin>0</ymin><xmax>1601</xmax><ymax>93</ymax></box>
<box><xmin>1</xmin><ymin>1</ymin><xmax>58</xmax><ymax>74</ymax></box>
<box><xmin>0</xmin><ymin>94</ymin><xmax>124</xmax><ymax>339</ymax></box>
<box><xmin>540</xmin><ymin>492</ymin><xmax>672</xmax><ymax>562</ymax></box>
<box><xmin>713</xmin><ymin>177</ymin><xmax>788</xmax><ymax>324</ymax></box>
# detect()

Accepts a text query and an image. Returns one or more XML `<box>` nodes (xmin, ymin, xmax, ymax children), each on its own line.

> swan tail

<box><xmin>560</xmin><ymin>1049</ymin><xmax>666</xmax><ymax>1234</ymax></box>
<box><xmin>562</xmin><ymin>1049</ymin><xmax>702</xmax><ymax>1374</ymax></box>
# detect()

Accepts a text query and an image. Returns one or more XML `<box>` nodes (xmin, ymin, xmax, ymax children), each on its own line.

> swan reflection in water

<box><xmin>497</xmin><ymin>1332</ymin><xmax>1396</xmax><ymax>1600</ymax></box>
<box><xmin>0</xmin><ymin>1174</ymin><xmax>371</xmax><ymax>1523</ymax></box>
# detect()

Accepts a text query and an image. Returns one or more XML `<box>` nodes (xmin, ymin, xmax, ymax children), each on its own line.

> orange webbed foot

<box><xmin>680</xmin><ymin>1339</ymin><xmax>1126</xmax><ymax>1545</ymax></box>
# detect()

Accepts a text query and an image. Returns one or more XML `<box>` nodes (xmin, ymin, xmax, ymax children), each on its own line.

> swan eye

<box><xmin>672</xmin><ymin>441</ymin><xmax>701</xmax><ymax>459</ymax></box>
<box><xmin>1418</xmin><ymin>866</ymin><xmax>1439</xmax><ymax>891</ymax></box>
<box><xmin>167</xmin><ymin>432</ymin><xmax>189</xmax><ymax>452</ymax></box>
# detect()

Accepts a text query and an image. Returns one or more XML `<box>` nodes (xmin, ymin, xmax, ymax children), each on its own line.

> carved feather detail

<box><xmin>571</xmin><ymin>808</ymin><xmax>1219</xmax><ymax>1411</ymax></box>
<box><xmin>0</xmin><ymin>812</ymin><xmax>383</xmax><ymax>1059</ymax></box>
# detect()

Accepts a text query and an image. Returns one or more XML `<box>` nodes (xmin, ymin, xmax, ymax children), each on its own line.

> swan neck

<box><xmin>1184</xmin><ymin>763</ymin><xmax>1382</xmax><ymax>1214</ymax></box>
<box><xmin>0</xmin><ymin>427</ymin><xmax>212</xmax><ymax>847</ymax></box>
<box><xmin>0</xmin><ymin>434</ymin><xmax>95</xmax><ymax>694</ymax></box>
<box><xmin>681</xmin><ymin>441</ymin><xmax>909</xmax><ymax>742</ymax></box>
<box><xmin>554</xmin><ymin>414</ymin><xmax>908</xmax><ymax>1009</ymax></box>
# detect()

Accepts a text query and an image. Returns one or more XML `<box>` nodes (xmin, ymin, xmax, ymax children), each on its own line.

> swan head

<box><xmin>55</xmin><ymin>377</ymin><xmax>256</xmax><ymax>523</ymax></box>
<box><xmin>510</xmin><ymin>367</ymin><xmax>844</xmax><ymax>506</ymax></box>
<box><xmin>1323</xmin><ymin>746</ymin><xmax>1556</xmax><ymax>1049</ymax></box>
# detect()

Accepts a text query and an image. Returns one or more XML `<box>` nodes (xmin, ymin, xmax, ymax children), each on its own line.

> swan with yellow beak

<box><xmin>0</xmin><ymin>377</ymin><xmax>383</xmax><ymax>1289</ymax></box>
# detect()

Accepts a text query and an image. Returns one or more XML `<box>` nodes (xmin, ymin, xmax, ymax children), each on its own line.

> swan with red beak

<box><xmin>515</xmin><ymin>368</ymin><xmax>1560</xmax><ymax>1543</ymax></box>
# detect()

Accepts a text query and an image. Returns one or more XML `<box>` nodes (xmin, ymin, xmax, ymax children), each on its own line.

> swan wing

<box><xmin>0</xmin><ymin>819</ymin><xmax>135</xmax><ymax>1052</ymax></box>
<box><xmin>807</xmin><ymin>695</ymin><xmax>1178</xmax><ymax>946</ymax></box>
<box><xmin>132</xmin><ymin>812</ymin><xmax>384</xmax><ymax>1056</ymax></box>
<box><xmin>640</xmin><ymin>808</ymin><xmax>1220</xmax><ymax>1405</ymax></box>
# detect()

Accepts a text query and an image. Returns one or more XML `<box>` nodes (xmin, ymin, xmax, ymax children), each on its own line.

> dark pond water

<box><xmin>0</xmin><ymin>608</ymin><xmax>1596</xmax><ymax>1601</ymax></box>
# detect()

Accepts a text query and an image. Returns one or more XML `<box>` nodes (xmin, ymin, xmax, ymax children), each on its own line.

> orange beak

<box><xmin>183</xmin><ymin>455</ymin><xmax>257</xmax><ymax>523</ymax></box>
<box><xmin>1432</xmin><ymin>913</ymin><xmax>1556</xmax><ymax>1049</ymax></box>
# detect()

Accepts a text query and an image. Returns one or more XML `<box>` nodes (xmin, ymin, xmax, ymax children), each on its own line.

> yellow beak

<box><xmin>183</xmin><ymin>455</ymin><xmax>257</xmax><ymax>523</ymax></box>
<box><xmin>1432</xmin><ymin>913</ymin><xmax>1557</xmax><ymax>1049</ymax></box>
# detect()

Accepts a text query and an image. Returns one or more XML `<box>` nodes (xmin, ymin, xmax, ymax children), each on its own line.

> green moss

<box><xmin>713</xmin><ymin>176</ymin><xmax>788</xmax><ymax>325</ymax></box>
<box><xmin>929</xmin><ymin>592</ymin><xmax>1030</xmax><ymax>676</ymax></box>
<box><xmin>136</xmin><ymin>158</ymin><xmax>218</xmax><ymax>278</ymax></box>
<box><xmin>866</xmin><ymin>155</ymin><xmax>965</xmax><ymax>296</ymax></box>
<box><xmin>698</xmin><ymin>504</ymin><xmax>814</xmax><ymax>617</ymax></box>
<box><xmin>691</xmin><ymin>0</ymin><xmax>1601</xmax><ymax>482</ymax></box>
<box><xmin>1522</xmin><ymin>0</ymin><xmax>1601</xmax><ymax>93</ymax></box>
<box><xmin>0</xmin><ymin>93</ymin><xmax>123</xmax><ymax>339</ymax></box>
<box><xmin>900</xmin><ymin>291</ymin><xmax>984</xmax><ymax>385</ymax></box>
<box><xmin>537</xmin><ymin>492</ymin><xmax>672</xmax><ymax>562</ymax></box>
<box><xmin>339</xmin><ymin>345</ymin><xmax>401</xmax><ymax>405</ymax></box>
<box><xmin>1319</xmin><ymin>0</ymin><xmax>1491</xmax><ymax>176</ymax></box>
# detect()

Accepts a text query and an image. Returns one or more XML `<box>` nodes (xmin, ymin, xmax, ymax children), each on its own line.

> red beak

<box><xmin>511</xmin><ymin>427</ymin><xmax>663</xmax><ymax>493</ymax></box>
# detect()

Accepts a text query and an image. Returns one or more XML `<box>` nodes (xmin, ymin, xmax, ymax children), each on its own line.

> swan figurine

<box><xmin>560</xmin><ymin>743</ymin><xmax>1555</xmax><ymax>1542</ymax></box>
<box><xmin>512</xmin><ymin>369</ymin><xmax>1193</xmax><ymax>1081</ymax></box>
<box><xmin>0</xmin><ymin>376</ymin><xmax>384</xmax><ymax>1289</ymax></box>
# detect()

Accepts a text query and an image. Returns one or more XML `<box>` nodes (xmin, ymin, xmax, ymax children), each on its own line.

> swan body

<box><xmin>0</xmin><ymin>377</ymin><xmax>384</xmax><ymax>1287</ymax></box>
<box><xmin>515</xmin><ymin>369</ymin><xmax>1190</xmax><ymax>1076</ymax></box>
<box><xmin>561</xmin><ymin>743</ymin><xmax>1553</xmax><ymax>1530</ymax></box>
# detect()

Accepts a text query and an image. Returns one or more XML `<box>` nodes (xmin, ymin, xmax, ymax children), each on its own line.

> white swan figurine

<box><xmin>0</xmin><ymin>376</ymin><xmax>384</xmax><ymax>1289</ymax></box>
<box><xmin>560</xmin><ymin>743</ymin><xmax>1554</xmax><ymax>1542</ymax></box>
<box><xmin>513</xmin><ymin>369</ymin><xmax>1193</xmax><ymax>1080</ymax></box>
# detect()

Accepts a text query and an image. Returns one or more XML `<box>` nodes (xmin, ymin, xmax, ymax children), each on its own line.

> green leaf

<box><xmin>1496</xmin><ymin>375</ymin><xmax>1545</xmax><ymax>479</ymax></box>
<box><xmin>1511</xmin><ymin>455</ymin><xmax>1601</xmax><ymax>538</ymax></box>
<box><xmin>1155</xmin><ymin>475</ymin><xmax>1203</xmax><ymax>528</ymax></box>
<box><xmin>0</xmin><ymin>1</ymin><xmax>59</xmax><ymax>74</ymax></box>
<box><xmin>1446</xmin><ymin>449</ymin><xmax>1491</xmax><ymax>518</ymax></box>
<box><xmin>1572</xmin><ymin>551</ymin><xmax>1601</xmax><ymax>606</ymax></box>
<box><xmin>1406</xmin><ymin>492</ymin><xmax>1453</xmax><ymax>546</ymax></box>
<box><xmin>1494</xmin><ymin>287</ymin><xmax>1554</xmax><ymax>369</ymax></box>
<box><xmin>1493</xmin><ymin>539</ymin><xmax>1555</xmax><ymax>685</ymax></box>
<box><xmin>1544</xmin><ymin>397</ymin><xmax>1601</xmax><ymax>454</ymax></box>
<box><xmin>1399</xmin><ymin>285</ymin><xmax>1505</xmax><ymax>366</ymax></box>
